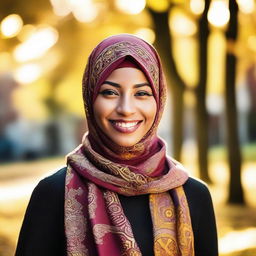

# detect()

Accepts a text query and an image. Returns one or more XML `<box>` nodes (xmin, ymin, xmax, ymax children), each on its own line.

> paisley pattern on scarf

<box><xmin>103</xmin><ymin>190</ymin><xmax>141</xmax><ymax>254</ymax></box>
<box><xmin>65</xmin><ymin>168</ymin><xmax>88</xmax><ymax>256</ymax></box>
<box><xmin>65</xmin><ymin>137</ymin><xmax>194</xmax><ymax>255</ymax></box>
<box><xmin>149</xmin><ymin>189</ymin><xmax>194</xmax><ymax>256</ymax></box>
<box><xmin>173</xmin><ymin>187</ymin><xmax>195</xmax><ymax>255</ymax></box>
<box><xmin>88</xmin><ymin>183</ymin><xmax>97</xmax><ymax>219</ymax></box>
<box><xmin>67</xmin><ymin>137</ymin><xmax>189</xmax><ymax>195</ymax></box>
<box><xmin>91</xmin><ymin>41</ymin><xmax>159</xmax><ymax>93</ymax></box>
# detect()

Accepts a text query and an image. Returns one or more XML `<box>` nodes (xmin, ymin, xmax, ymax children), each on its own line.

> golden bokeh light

<box><xmin>14</xmin><ymin>64</ymin><xmax>42</xmax><ymax>84</ymax></box>
<box><xmin>146</xmin><ymin>0</ymin><xmax>169</xmax><ymax>12</ymax></box>
<box><xmin>237</xmin><ymin>0</ymin><xmax>255</xmax><ymax>14</ymax></box>
<box><xmin>0</xmin><ymin>14</ymin><xmax>23</xmax><ymax>38</ymax></box>
<box><xmin>13</xmin><ymin>26</ymin><xmax>58</xmax><ymax>62</ymax></box>
<box><xmin>134</xmin><ymin>28</ymin><xmax>155</xmax><ymax>44</ymax></box>
<box><xmin>71</xmin><ymin>0</ymin><xmax>98</xmax><ymax>23</ymax></box>
<box><xmin>190</xmin><ymin>0</ymin><xmax>205</xmax><ymax>15</ymax></box>
<box><xmin>248</xmin><ymin>36</ymin><xmax>256</xmax><ymax>52</ymax></box>
<box><xmin>115</xmin><ymin>0</ymin><xmax>146</xmax><ymax>15</ymax></box>
<box><xmin>169</xmin><ymin>8</ymin><xmax>197</xmax><ymax>36</ymax></box>
<box><xmin>219</xmin><ymin>228</ymin><xmax>256</xmax><ymax>254</ymax></box>
<box><xmin>50</xmin><ymin>0</ymin><xmax>99</xmax><ymax>22</ymax></box>
<box><xmin>207</xmin><ymin>30</ymin><xmax>226</xmax><ymax>94</ymax></box>
<box><xmin>172</xmin><ymin>37</ymin><xmax>198</xmax><ymax>87</ymax></box>
<box><xmin>50</xmin><ymin>0</ymin><xmax>71</xmax><ymax>16</ymax></box>
<box><xmin>0</xmin><ymin>52</ymin><xmax>13</xmax><ymax>71</ymax></box>
<box><xmin>207</xmin><ymin>0</ymin><xmax>230</xmax><ymax>28</ymax></box>
<box><xmin>17</xmin><ymin>24</ymin><xmax>36</xmax><ymax>42</ymax></box>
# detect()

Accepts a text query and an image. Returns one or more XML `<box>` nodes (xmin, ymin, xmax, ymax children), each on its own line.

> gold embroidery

<box><xmin>103</xmin><ymin>190</ymin><xmax>141</xmax><ymax>255</ymax></box>
<box><xmin>93</xmin><ymin>224</ymin><xmax>120</xmax><ymax>244</ymax></box>
<box><xmin>83</xmin><ymin>138</ymin><xmax>149</xmax><ymax>186</ymax></box>
<box><xmin>65</xmin><ymin>172</ymin><xmax>88</xmax><ymax>256</ymax></box>
<box><xmin>88</xmin><ymin>182</ymin><xmax>97</xmax><ymax>219</ymax></box>
<box><xmin>89</xmin><ymin>41</ymin><xmax>159</xmax><ymax>95</ymax></box>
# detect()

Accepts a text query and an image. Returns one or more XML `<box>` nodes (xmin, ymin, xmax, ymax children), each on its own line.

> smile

<box><xmin>109</xmin><ymin>120</ymin><xmax>142</xmax><ymax>133</ymax></box>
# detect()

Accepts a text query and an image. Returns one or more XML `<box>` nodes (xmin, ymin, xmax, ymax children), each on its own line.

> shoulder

<box><xmin>36</xmin><ymin>166</ymin><xmax>67</xmax><ymax>190</ymax></box>
<box><xmin>16</xmin><ymin>167</ymin><xmax>67</xmax><ymax>255</ymax></box>
<box><xmin>25</xmin><ymin>167</ymin><xmax>67</xmax><ymax>216</ymax></box>
<box><xmin>183</xmin><ymin>176</ymin><xmax>211</xmax><ymax>197</ymax></box>
<box><xmin>183</xmin><ymin>176</ymin><xmax>214</xmax><ymax>210</ymax></box>
<box><xmin>31</xmin><ymin>166</ymin><xmax>67</xmax><ymax>201</ymax></box>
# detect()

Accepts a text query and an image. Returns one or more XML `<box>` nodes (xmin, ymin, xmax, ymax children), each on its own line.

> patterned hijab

<box><xmin>65</xmin><ymin>34</ymin><xmax>194</xmax><ymax>256</ymax></box>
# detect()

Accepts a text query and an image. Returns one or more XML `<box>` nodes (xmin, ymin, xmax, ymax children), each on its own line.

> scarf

<box><xmin>65</xmin><ymin>34</ymin><xmax>194</xmax><ymax>256</ymax></box>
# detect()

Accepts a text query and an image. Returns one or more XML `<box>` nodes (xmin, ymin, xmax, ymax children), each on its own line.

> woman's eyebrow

<box><xmin>103</xmin><ymin>81</ymin><xmax>151</xmax><ymax>88</ymax></box>
<box><xmin>104</xmin><ymin>81</ymin><xmax>121</xmax><ymax>88</ymax></box>
<box><xmin>134</xmin><ymin>83</ymin><xmax>151</xmax><ymax>88</ymax></box>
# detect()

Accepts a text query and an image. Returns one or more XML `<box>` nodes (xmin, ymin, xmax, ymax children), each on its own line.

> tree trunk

<box><xmin>225</xmin><ymin>0</ymin><xmax>244</xmax><ymax>204</ymax></box>
<box><xmin>194</xmin><ymin>0</ymin><xmax>211</xmax><ymax>182</ymax></box>
<box><xmin>149</xmin><ymin>9</ymin><xmax>186</xmax><ymax>161</ymax></box>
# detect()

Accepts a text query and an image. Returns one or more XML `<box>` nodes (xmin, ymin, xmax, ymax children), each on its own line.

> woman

<box><xmin>15</xmin><ymin>34</ymin><xmax>218</xmax><ymax>256</ymax></box>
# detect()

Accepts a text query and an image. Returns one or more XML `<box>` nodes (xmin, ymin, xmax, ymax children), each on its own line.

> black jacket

<box><xmin>15</xmin><ymin>167</ymin><xmax>218</xmax><ymax>256</ymax></box>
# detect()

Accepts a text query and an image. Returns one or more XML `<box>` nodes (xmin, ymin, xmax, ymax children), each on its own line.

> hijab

<box><xmin>65</xmin><ymin>34</ymin><xmax>194</xmax><ymax>256</ymax></box>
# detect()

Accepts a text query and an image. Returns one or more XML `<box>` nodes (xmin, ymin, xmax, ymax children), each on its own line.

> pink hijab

<box><xmin>65</xmin><ymin>34</ymin><xmax>194</xmax><ymax>256</ymax></box>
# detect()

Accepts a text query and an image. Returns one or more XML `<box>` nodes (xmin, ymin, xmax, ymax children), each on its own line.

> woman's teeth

<box><xmin>114</xmin><ymin>122</ymin><xmax>139</xmax><ymax>128</ymax></box>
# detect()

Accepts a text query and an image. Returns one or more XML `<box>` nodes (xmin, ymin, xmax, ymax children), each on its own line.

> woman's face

<box><xmin>93</xmin><ymin>67</ymin><xmax>157</xmax><ymax>147</ymax></box>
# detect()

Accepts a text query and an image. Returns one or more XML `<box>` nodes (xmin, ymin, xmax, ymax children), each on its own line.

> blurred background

<box><xmin>0</xmin><ymin>0</ymin><xmax>255</xmax><ymax>255</ymax></box>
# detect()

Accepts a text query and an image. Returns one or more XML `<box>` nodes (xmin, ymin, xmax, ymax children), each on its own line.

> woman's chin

<box><xmin>111</xmin><ymin>137</ymin><xmax>140</xmax><ymax>147</ymax></box>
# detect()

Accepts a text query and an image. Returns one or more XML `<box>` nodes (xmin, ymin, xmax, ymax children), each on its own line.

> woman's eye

<box><xmin>135</xmin><ymin>91</ymin><xmax>153</xmax><ymax>97</ymax></box>
<box><xmin>99</xmin><ymin>89</ymin><xmax>118</xmax><ymax>96</ymax></box>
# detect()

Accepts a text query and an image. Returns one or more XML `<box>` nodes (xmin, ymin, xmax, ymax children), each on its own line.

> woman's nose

<box><xmin>116</xmin><ymin>95</ymin><xmax>136</xmax><ymax>116</ymax></box>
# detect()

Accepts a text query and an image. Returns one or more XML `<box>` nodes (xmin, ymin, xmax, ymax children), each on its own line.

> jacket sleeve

<box><xmin>195</xmin><ymin>183</ymin><xmax>218</xmax><ymax>256</ymax></box>
<box><xmin>184</xmin><ymin>178</ymin><xmax>219</xmax><ymax>256</ymax></box>
<box><xmin>15</xmin><ymin>168</ymin><xmax>66</xmax><ymax>256</ymax></box>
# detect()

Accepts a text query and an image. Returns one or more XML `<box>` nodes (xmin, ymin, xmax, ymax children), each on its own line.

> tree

<box><xmin>225</xmin><ymin>0</ymin><xmax>244</xmax><ymax>204</ymax></box>
<box><xmin>148</xmin><ymin>6</ymin><xmax>186</xmax><ymax>161</ymax></box>
<box><xmin>194</xmin><ymin>0</ymin><xmax>211</xmax><ymax>182</ymax></box>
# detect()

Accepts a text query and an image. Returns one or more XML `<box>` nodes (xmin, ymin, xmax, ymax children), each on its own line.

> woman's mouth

<box><xmin>109</xmin><ymin>120</ymin><xmax>142</xmax><ymax>133</ymax></box>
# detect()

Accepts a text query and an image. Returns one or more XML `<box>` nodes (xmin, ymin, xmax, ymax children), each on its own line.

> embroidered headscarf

<box><xmin>65</xmin><ymin>34</ymin><xmax>194</xmax><ymax>256</ymax></box>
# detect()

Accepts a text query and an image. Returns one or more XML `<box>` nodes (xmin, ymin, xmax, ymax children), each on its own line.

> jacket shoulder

<box><xmin>36</xmin><ymin>166</ymin><xmax>67</xmax><ymax>193</ymax></box>
<box><xmin>183</xmin><ymin>176</ymin><xmax>212</xmax><ymax>200</ymax></box>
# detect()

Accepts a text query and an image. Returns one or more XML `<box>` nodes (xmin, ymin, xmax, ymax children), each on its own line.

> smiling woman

<box><xmin>94</xmin><ymin>66</ymin><xmax>157</xmax><ymax>147</ymax></box>
<box><xmin>15</xmin><ymin>34</ymin><xmax>218</xmax><ymax>256</ymax></box>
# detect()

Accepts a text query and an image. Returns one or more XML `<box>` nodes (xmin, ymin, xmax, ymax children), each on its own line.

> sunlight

<box><xmin>50</xmin><ymin>0</ymin><xmax>71</xmax><ymax>16</ymax></box>
<box><xmin>0</xmin><ymin>52</ymin><xmax>12</xmax><ymax>71</ymax></box>
<box><xmin>50</xmin><ymin>0</ymin><xmax>99</xmax><ymax>22</ymax></box>
<box><xmin>17</xmin><ymin>24</ymin><xmax>36</xmax><ymax>42</ymax></box>
<box><xmin>206</xmin><ymin>94</ymin><xmax>224</xmax><ymax>115</ymax></box>
<box><xmin>0</xmin><ymin>14</ymin><xmax>23</xmax><ymax>38</ymax></box>
<box><xmin>207</xmin><ymin>0</ymin><xmax>230</xmax><ymax>28</ymax></box>
<box><xmin>115</xmin><ymin>0</ymin><xmax>146</xmax><ymax>15</ymax></box>
<box><xmin>14</xmin><ymin>64</ymin><xmax>42</xmax><ymax>84</ymax></box>
<box><xmin>147</xmin><ymin>0</ymin><xmax>169</xmax><ymax>12</ymax></box>
<box><xmin>134</xmin><ymin>28</ymin><xmax>155</xmax><ymax>44</ymax></box>
<box><xmin>237</xmin><ymin>0</ymin><xmax>255</xmax><ymax>14</ymax></box>
<box><xmin>242</xmin><ymin>163</ymin><xmax>256</xmax><ymax>189</ymax></box>
<box><xmin>13</xmin><ymin>26</ymin><xmax>58</xmax><ymax>62</ymax></box>
<box><xmin>207</xmin><ymin>31</ymin><xmax>226</xmax><ymax>94</ymax></box>
<box><xmin>190</xmin><ymin>0</ymin><xmax>205</xmax><ymax>15</ymax></box>
<box><xmin>0</xmin><ymin>182</ymin><xmax>35</xmax><ymax>201</ymax></box>
<box><xmin>70</xmin><ymin>0</ymin><xmax>98</xmax><ymax>23</ymax></box>
<box><xmin>169</xmin><ymin>8</ymin><xmax>197</xmax><ymax>36</ymax></box>
<box><xmin>173</xmin><ymin>37</ymin><xmax>198</xmax><ymax>87</ymax></box>
<box><xmin>219</xmin><ymin>228</ymin><xmax>256</xmax><ymax>254</ymax></box>
<box><xmin>248</xmin><ymin>36</ymin><xmax>256</xmax><ymax>52</ymax></box>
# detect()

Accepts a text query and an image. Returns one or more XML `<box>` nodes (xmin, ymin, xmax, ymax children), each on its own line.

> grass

<box><xmin>209</xmin><ymin>142</ymin><xmax>256</xmax><ymax>162</ymax></box>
